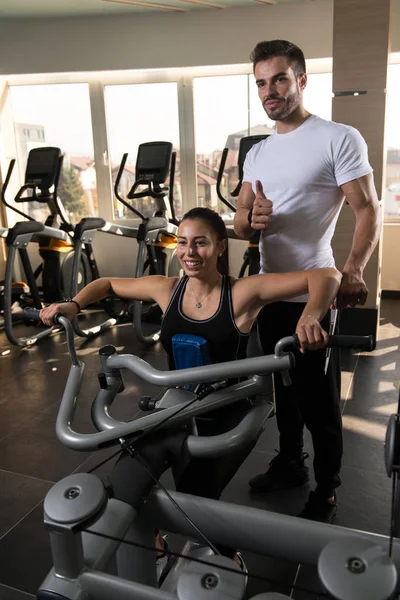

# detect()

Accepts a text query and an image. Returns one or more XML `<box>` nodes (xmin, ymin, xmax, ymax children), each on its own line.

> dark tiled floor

<box><xmin>0</xmin><ymin>301</ymin><xmax>399</xmax><ymax>599</ymax></box>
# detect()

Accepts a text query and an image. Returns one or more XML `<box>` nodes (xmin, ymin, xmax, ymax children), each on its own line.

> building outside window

<box><xmin>384</xmin><ymin>63</ymin><xmax>400</xmax><ymax>219</ymax></box>
<box><xmin>9</xmin><ymin>83</ymin><xmax>96</xmax><ymax>225</ymax></box>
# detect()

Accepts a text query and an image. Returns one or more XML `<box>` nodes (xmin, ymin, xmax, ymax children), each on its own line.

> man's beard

<box><xmin>263</xmin><ymin>89</ymin><xmax>300</xmax><ymax>121</ymax></box>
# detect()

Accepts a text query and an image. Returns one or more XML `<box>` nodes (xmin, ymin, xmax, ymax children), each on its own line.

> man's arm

<box><xmin>337</xmin><ymin>173</ymin><xmax>382</xmax><ymax>308</ymax></box>
<box><xmin>233</xmin><ymin>180</ymin><xmax>273</xmax><ymax>240</ymax></box>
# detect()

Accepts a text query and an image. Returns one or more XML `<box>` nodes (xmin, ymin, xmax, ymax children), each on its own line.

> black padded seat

<box><xmin>6</xmin><ymin>221</ymin><xmax>44</xmax><ymax>244</ymax></box>
<box><xmin>74</xmin><ymin>218</ymin><xmax>106</xmax><ymax>239</ymax></box>
<box><xmin>144</xmin><ymin>216</ymin><xmax>168</xmax><ymax>231</ymax></box>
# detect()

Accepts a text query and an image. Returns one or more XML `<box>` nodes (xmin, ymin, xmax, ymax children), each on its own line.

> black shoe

<box><xmin>248</xmin><ymin>451</ymin><xmax>309</xmax><ymax>493</ymax></box>
<box><xmin>298</xmin><ymin>491</ymin><xmax>337</xmax><ymax>523</ymax></box>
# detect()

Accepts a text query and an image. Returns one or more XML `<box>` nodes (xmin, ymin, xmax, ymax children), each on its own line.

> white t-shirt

<box><xmin>242</xmin><ymin>114</ymin><xmax>372</xmax><ymax>301</ymax></box>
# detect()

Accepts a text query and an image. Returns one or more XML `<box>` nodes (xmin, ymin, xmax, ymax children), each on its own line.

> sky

<box><xmin>8</xmin><ymin>64</ymin><xmax>400</xmax><ymax>164</ymax></box>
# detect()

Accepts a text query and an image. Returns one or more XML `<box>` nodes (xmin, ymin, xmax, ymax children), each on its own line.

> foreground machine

<box><xmin>29</xmin><ymin>309</ymin><xmax>396</xmax><ymax>600</ymax></box>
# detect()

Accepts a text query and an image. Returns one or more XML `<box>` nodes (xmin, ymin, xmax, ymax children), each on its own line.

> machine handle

<box><xmin>275</xmin><ymin>334</ymin><xmax>375</xmax><ymax>356</ymax></box>
<box><xmin>323</xmin><ymin>334</ymin><xmax>375</xmax><ymax>351</ymax></box>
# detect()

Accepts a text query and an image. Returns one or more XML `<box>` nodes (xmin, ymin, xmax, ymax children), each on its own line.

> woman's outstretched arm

<box><xmin>237</xmin><ymin>268</ymin><xmax>342</xmax><ymax>351</ymax></box>
<box><xmin>245</xmin><ymin>268</ymin><xmax>341</xmax><ymax>313</ymax></box>
<box><xmin>40</xmin><ymin>275</ymin><xmax>176</xmax><ymax>326</ymax></box>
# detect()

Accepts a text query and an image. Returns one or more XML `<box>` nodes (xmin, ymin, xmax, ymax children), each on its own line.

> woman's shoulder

<box><xmin>230</xmin><ymin>274</ymin><xmax>257</xmax><ymax>289</ymax></box>
<box><xmin>147</xmin><ymin>274</ymin><xmax>180</xmax><ymax>284</ymax></box>
<box><xmin>167</xmin><ymin>275</ymin><xmax>182</xmax><ymax>294</ymax></box>
<box><xmin>161</xmin><ymin>275</ymin><xmax>181</xmax><ymax>290</ymax></box>
<box><xmin>141</xmin><ymin>274</ymin><xmax>180</xmax><ymax>293</ymax></box>
<box><xmin>229</xmin><ymin>274</ymin><xmax>254</xmax><ymax>299</ymax></box>
<box><xmin>230</xmin><ymin>273</ymin><xmax>269</xmax><ymax>299</ymax></box>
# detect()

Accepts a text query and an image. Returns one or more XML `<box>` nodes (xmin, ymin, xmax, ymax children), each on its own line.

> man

<box><xmin>233</xmin><ymin>39</ymin><xmax>381</xmax><ymax>523</ymax></box>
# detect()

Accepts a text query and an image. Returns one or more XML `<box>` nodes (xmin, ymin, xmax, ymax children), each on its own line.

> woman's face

<box><xmin>176</xmin><ymin>218</ymin><xmax>226</xmax><ymax>278</ymax></box>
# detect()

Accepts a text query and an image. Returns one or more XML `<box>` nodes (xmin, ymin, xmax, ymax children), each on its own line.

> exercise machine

<box><xmin>216</xmin><ymin>134</ymin><xmax>269</xmax><ymax>277</ymax></box>
<box><xmin>110</xmin><ymin>141</ymin><xmax>179</xmax><ymax>345</ymax></box>
<box><xmin>30</xmin><ymin>310</ymin><xmax>394</xmax><ymax>600</ymax></box>
<box><xmin>1</xmin><ymin>147</ymin><xmax>106</xmax><ymax>346</ymax></box>
<box><xmin>69</xmin><ymin>141</ymin><xmax>180</xmax><ymax>343</ymax></box>
<box><xmin>70</xmin><ymin>141</ymin><xmax>179</xmax><ymax>343</ymax></box>
<box><xmin>1</xmin><ymin>144</ymin><xmax>179</xmax><ymax>346</ymax></box>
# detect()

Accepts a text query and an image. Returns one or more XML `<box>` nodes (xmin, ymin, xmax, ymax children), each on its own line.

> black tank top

<box><xmin>160</xmin><ymin>274</ymin><xmax>250</xmax><ymax>369</ymax></box>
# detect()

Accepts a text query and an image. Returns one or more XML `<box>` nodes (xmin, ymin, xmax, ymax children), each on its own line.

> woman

<box><xmin>40</xmin><ymin>207</ymin><xmax>341</xmax><ymax>566</ymax></box>
<box><xmin>40</xmin><ymin>207</ymin><xmax>340</xmax><ymax>351</ymax></box>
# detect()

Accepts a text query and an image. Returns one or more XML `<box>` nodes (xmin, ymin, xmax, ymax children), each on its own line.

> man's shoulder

<box><xmin>249</xmin><ymin>135</ymin><xmax>272</xmax><ymax>152</ymax></box>
<box><xmin>245</xmin><ymin>133</ymin><xmax>273</xmax><ymax>161</ymax></box>
<box><xmin>309</xmin><ymin>115</ymin><xmax>362</xmax><ymax>142</ymax></box>
<box><xmin>308</xmin><ymin>115</ymin><xmax>353</xmax><ymax>135</ymax></box>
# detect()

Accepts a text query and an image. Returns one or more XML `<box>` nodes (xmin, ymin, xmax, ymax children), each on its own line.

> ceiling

<box><xmin>0</xmin><ymin>0</ymin><xmax>316</xmax><ymax>17</ymax></box>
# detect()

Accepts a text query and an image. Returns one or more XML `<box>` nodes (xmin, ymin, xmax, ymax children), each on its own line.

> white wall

<box><xmin>0</xmin><ymin>1</ymin><xmax>335</xmax><ymax>75</ymax></box>
<box><xmin>0</xmin><ymin>0</ymin><xmax>398</xmax><ymax>77</ymax></box>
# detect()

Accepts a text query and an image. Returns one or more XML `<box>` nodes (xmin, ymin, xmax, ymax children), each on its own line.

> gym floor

<box><xmin>0</xmin><ymin>299</ymin><xmax>399</xmax><ymax>599</ymax></box>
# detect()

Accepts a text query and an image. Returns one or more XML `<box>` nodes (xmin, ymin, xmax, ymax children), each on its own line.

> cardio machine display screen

<box><xmin>25</xmin><ymin>147</ymin><xmax>61</xmax><ymax>188</ymax></box>
<box><xmin>136</xmin><ymin>142</ymin><xmax>172</xmax><ymax>184</ymax></box>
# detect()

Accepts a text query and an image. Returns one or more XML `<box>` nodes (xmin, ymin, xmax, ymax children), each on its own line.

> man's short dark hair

<box><xmin>250</xmin><ymin>40</ymin><xmax>306</xmax><ymax>77</ymax></box>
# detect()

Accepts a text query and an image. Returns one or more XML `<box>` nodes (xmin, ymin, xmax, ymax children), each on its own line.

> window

<box><xmin>194</xmin><ymin>74</ymin><xmax>271</xmax><ymax>218</ymax></box>
<box><xmin>384</xmin><ymin>63</ymin><xmax>400</xmax><ymax>220</ymax></box>
<box><xmin>9</xmin><ymin>83</ymin><xmax>96</xmax><ymax>225</ymax></box>
<box><xmin>303</xmin><ymin>73</ymin><xmax>333</xmax><ymax>121</ymax></box>
<box><xmin>105</xmin><ymin>82</ymin><xmax>180</xmax><ymax>221</ymax></box>
<box><xmin>193</xmin><ymin>74</ymin><xmax>246</xmax><ymax>217</ymax></box>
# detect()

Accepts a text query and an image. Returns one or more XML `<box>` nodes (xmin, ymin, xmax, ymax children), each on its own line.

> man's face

<box><xmin>254</xmin><ymin>56</ymin><xmax>306</xmax><ymax>121</ymax></box>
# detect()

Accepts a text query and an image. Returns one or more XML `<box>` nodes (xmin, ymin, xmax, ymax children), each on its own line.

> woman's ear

<box><xmin>218</xmin><ymin>239</ymin><xmax>228</xmax><ymax>256</ymax></box>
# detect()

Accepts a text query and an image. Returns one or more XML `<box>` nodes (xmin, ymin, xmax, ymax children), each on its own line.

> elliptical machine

<box><xmin>111</xmin><ymin>141</ymin><xmax>180</xmax><ymax>345</ymax></box>
<box><xmin>1</xmin><ymin>147</ymin><xmax>106</xmax><ymax>346</ymax></box>
<box><xmin>216</xmin><ymin>134</ymin><xmax>269</xmax><ymax>277</ymax></box>
<box><xmin>70</xmin><ymin>142</ymin><xmax>179</xmax><ymax>345</ymax></box>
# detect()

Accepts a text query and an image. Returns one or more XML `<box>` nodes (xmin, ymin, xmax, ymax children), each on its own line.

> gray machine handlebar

<box><xmin>53</xmin><ymin>315</ymin><xmax>292</xmax><ymax>451</ymax></box>
<box><xmin>25</xmin><ymin>311</ymin><xmax>374</xmax><ymax>456</ymax></box>
<box><xmin>23</xmin><ymin>312</ymin><xmax>375</xmax><ymax>455</ymax></box>
<box><xmin>105</xmin><ymin>350</ymin><xmax>292</xmax><ymax>387</ymax></box>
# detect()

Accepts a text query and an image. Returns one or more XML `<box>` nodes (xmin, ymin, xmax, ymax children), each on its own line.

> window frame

<box><xmin>384</xmin><ymin>53</ymin><xmax>400</xmax><ymax>223</ymax></box>
<box><xmin>3</xmin><ymin>54</ymin><xmax>398</xmax><ymax>225</ymax></box>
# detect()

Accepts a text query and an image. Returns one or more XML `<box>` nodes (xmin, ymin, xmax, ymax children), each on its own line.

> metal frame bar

<box><xmin>39</xmin><ymin>481</ymin><xmax>400</xmax><ymax>600</ymax></box>
<box><xmin>70</xmin><ymin>226</ymin><xmax>118</xmax><ymax>339</ymax></box>
<box><xmin>3</xmin><ymin>240</ymin><xmax>61</xmax><ymax>346</ymax></box>
<box><xmin>146</xmin><ymin>489</ymin><xmax>400</xmax><ymax>566</ymax></box>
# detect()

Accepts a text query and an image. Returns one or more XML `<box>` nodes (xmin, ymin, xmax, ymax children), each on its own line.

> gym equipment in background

<box><xmin>216</xmin><ymin>134</ymin><xmax>269</xmax><ymax>277</ymax></box>
<box><xmin>110</xmin><ymin>141</ymin><xmax>180</xmax><ymax>345</ymax></box>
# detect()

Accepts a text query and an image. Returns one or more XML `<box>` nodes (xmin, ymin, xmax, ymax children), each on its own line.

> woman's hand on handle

<box><xmin>295</xmin><ymin>315</ymin><xmax>329</xmax><ymax>353</ymax></box>
<box><xmin>40</xmin><ymin>302</ymin><xmax>79</xmax><ymax>326</ymax></box>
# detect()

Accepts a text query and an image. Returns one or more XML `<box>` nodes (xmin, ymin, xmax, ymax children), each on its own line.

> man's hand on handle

<box><xmin>249</xmin><ymin>180</ymin><xmax>273</xmax><ymax>230</ymax></box>
<box><xmin>336</xmin><ymin>272</ymin><xmax>368</xmax><ymax>309</ymax></box>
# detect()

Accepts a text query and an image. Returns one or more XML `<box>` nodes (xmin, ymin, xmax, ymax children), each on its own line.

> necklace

<box><xmin>189</xmin><ymin>277</ymin><xmax>221</xmax><ymax>309</ymax></box>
